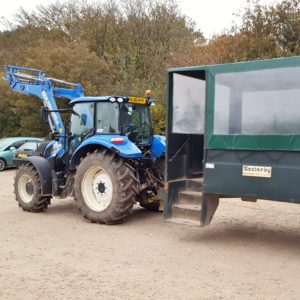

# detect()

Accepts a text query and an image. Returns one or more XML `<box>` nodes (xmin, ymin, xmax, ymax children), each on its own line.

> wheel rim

<box><xmin>81</xmin><ymin>166</ymin><xmax>113</xmax><ymax>212</ymax></box>
<box><xmin>0</xmin><ymin>160</ymin><xmax>5</xmax><ymax>171</ymax></box>
<box><xmin>18</xmin><ymin>174</ymin><xmax>34</xmax><ymax>203</ymax></box>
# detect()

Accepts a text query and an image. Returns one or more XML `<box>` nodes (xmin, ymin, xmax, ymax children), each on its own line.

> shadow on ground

<box><xmin>180</xmin><ymin>221</ymin><xmax>300</xmax><ymax>253</ymax></box>
<box><xmin>46</xmin><ymin>199</ymin><xmax>161</xmax><ymax>224</ymax></box>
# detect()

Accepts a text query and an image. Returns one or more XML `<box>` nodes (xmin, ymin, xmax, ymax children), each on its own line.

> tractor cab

<box><xmin>165</xmin><ymin>55</ymin><xmax>300</xmax><ymax>227</ymax></box>
<box><xmin>69</xmin><ymin>96</ymin><xmax>154</xmax><ymax>151</ymax></box>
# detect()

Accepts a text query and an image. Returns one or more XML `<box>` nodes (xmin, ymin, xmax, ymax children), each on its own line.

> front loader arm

<box><xmin>4</xmin><ymin>65</ymin><xmax>84</xmax><ymax>139</ymax></box>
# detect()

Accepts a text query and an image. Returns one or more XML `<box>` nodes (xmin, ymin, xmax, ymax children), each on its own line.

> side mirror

<box><xmin>9</xmin><ymin>147</ymin><xmax>16</xmax><ymax>151</ymax></box>
<box><xmin>40</xmin><ymin>107</ymin><xmax>49</xmax><ymax>123</ymax></box>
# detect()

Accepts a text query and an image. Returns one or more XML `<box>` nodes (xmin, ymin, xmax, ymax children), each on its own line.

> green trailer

<box><xmin>164</xmin><ymin>55</ymin><xmax>300</xmax><ymax>226</ymax></box>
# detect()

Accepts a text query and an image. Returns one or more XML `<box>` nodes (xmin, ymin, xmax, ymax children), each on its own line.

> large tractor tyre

<box><xmin>14</xmin><ymin>164</ymin><xmax>51</xmax><ymax>212</ymax></box>
<box><xmin>0</xmin><ymin>158</ymin><xmax>6</xmax><ymax>171</ymax></box>
<box><xmin>139</xmin><ymin>157</ymin><xmax>165</xmax><ymax>212</ymax></box>
<box><xmin>74</xmin><ymin>151</ymin><xmax>139</xmax><ymax>224</ymax></box>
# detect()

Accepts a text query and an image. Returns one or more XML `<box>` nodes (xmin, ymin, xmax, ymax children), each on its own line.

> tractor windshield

<box><xmin>75</xmin><ymin>101</ymin><xmax>152</xmax><ymax>145</ymax></box>
<box><xmin>120</xmin><ymin>103</ymin><xmax>152</xmax><ymax>145</ymax></box>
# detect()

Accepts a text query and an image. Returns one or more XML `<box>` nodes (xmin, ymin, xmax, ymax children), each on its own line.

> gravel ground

<box><xmin>0</xmin><ymin>169</ymin><xmax>300</xmax><ymax>300</ymax></box>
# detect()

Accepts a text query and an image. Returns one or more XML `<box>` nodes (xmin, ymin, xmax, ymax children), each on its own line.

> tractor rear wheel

<box><xmin>14</xmin><ymin>164</ymin><xmax>51</xmax><ymax>212</ymax></box>
<box><xmin>74</xmin><ymin>150</ymin><xmax>138</xmax><ymax>224</ymax></box>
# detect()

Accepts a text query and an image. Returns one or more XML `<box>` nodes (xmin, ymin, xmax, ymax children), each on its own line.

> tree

<box><xmin>0</xmin><ymin>0</ymin><xmax>298</xmax><ymax>137</ymax></box>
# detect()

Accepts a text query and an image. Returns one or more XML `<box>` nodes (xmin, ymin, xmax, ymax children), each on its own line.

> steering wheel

<box><xmin>126</xmin><ymin>124</ymin><xmax>137</xmax><ymax>132</ymax></box>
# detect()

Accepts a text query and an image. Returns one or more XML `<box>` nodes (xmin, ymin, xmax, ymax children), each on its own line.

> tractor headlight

<box><xmin>117</xmin><ymin>97</ymin><xmax>124</xmax><ymax>103</ymax></box>
<box><xmin>109</xmin><ymin>97</ymin><xmax>116</xmax><ymax>102</ymax></box>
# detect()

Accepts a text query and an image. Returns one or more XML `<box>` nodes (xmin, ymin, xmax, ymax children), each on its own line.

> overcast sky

<box><xmin>0</xmin><ymin>0</ymin><xmax>280</xmax><ymax>37</ymax></box>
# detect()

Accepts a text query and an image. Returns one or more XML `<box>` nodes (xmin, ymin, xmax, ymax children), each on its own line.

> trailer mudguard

<box><xmin>13</xmin><ymin>156</ymin><xmax>53</xmax><ymax>195</ymax></box>
<box><xmin>150</xmin><ymin>135</ymin><xmax>166</xmax><ymax>158</ymax></box>
<box><xmin>69</xmin><ymin>135</ymin><xmax>143</xmax><ymax>170</ymax></box>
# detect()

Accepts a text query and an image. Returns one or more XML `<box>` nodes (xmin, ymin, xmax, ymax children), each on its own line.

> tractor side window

<box><xmin>96</xmin><ymin>102</ymin><xmax>120</xmax><ymax>134</ymax></box>
<box><xmin>70</xmin><ymin>103</ymin><xmax>95</xmax><ymax>137</ymax></box>
<box><xmin>121</xmin><ymin>103</ymin><xmax>152</xmax><ymax>145</ymax></box>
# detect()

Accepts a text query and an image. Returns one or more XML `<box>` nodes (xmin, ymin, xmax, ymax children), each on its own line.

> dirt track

<box><xmin>0</xmin><ymin>169</ymin><xmax>300</xmax><ymax>299</ymax></box>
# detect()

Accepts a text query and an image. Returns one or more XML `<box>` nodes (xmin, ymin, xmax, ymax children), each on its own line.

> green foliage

<box><xmin>151</xmin><ymin>104</ymin><xmax>166</xmax><ymax>135</ymax></box>
<box><xmin>0</xmin><ymin>0</ymin><xmax>298</xmax><ymax>137</ymax></box>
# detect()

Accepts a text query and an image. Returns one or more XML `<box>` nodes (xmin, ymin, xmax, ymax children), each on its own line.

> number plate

<box><xmin>128</xmin><ymin>97</ymin><xmax>147</xmax><ymax>104</ymax></box>
<box><xmin>18</xmin><ymin>153</ymin><xmax>28</xmax><ymax>158</ymax></box>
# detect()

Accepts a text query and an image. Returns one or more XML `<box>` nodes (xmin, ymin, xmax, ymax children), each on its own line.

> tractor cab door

<box><xmin>69</xmin><ymin>102</ymin><xmax>95</xmax><ymax>153</ymax></box>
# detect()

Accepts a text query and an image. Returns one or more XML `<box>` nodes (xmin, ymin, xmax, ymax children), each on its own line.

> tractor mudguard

<box><xmin>13</xmin><ymin>156</ymin><xmax>53</xmax><ymax>195</ymax></box>
<box><xmin>69</xmin><ymin>135</ymin><xmax>143</xmax><ymax>170</ymax></box>
<box><xmin>150</xmin><ymin>135</ymin><xmax>166</xmax><ymax>158</ymax></box>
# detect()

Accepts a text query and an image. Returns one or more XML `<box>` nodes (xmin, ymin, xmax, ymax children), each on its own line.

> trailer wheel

<box><xmin>0</xmin><ymin>158</ymin><xmax>6</xmax><ymax>171</ymax></box>
<box><xmin>74</xmin><ymin>151</ymin><xmax>138</xmax><ymax>224</ymax></box>
<box><xmin>14</xmin><ymin>164</ymin><xmax>51</xmax><ymax>212</ymax></box>
<box><xmin>139</xmin><ymin>157</ymin><xmax>165</xmax><ymax>211</ymax></box>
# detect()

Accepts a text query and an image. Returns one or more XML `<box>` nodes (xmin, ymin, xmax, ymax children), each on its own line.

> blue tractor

<box><xmin>4</xmin><ymin>65</ymin><xmax>165</xmax><ymax>224</ymax></box>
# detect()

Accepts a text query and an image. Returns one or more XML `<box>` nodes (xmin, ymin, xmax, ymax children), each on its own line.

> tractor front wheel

<box><xmin>74</xmin><ymin>151</ymin><xmax>138</xmax><ymax>224</ymax></box>
<box><xmin>14</xmin><ymin>164</ymin><xmax>51</xmax><ymax>212</ymax></box>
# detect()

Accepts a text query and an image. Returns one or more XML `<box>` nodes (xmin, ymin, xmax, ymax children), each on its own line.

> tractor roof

<box><xmin>69</xmin><ymin>96</ymin><xmax>126</xmax><ymax>105</ymax></box>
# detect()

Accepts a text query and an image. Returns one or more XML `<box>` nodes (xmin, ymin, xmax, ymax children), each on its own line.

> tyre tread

<box><xmin>74</xmin><ymin>150</ymin><xmax>138</xmax><ymax>224</ymax></box>
<box><xmin>14</xmin><ymin>164</ymin><xmax>51</xmax><ymax>212</ymax></box>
